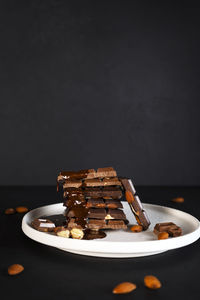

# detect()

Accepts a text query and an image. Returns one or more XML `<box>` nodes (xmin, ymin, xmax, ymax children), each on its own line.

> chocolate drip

<box><xmin>66</xmin><ymin>198</ymin><xmax>89</xmax><ymax>229</ymax></box>
<box><xmin>84</xmin><ymin>230</ymin><xmax>106</xmax><ymax>240</ymax></box>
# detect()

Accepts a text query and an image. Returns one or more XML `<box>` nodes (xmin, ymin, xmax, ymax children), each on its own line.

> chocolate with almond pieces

<box><xmin>120</xmin><ymin>178</ymin><xmax>150</xmax><ymax>230</ymax></box>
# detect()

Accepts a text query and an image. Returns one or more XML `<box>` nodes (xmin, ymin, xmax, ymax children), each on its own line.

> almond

<box><xmin>130</xmin><ymin>225</ymin><xmax>143</xmax><ymax>232</ymax></box>
<box><xmin>5</xmin><ymin>208</ymin><xmax>15</xmax><ymax>215</ymax></box>
<box><xmin>8</xmin><ymin>264</ymin><xmax>24</xmax><ymax>275</ymax></box>
<box><xmin>158</xmin><ymin>232</ymin><xmax>169</xmax><ymax>240</ymax></box>
<box><xmin>172</xmin><ymin>197</ymin><xmax>184</xmax><ymax>203</ymax></box>
<box><xmin>112</xmin><ymin>282</ymin><xmax>137</xmax><ymax>294</ymax></box>
<box><xmin>144</xmin><ymin>275</ymin><xmax>161</xmax><ymax>289</ymax></box>
<box><xmin>16</xmin><ymin>206</ymin><xmax>28</xmax><ymax>213</ymax></box>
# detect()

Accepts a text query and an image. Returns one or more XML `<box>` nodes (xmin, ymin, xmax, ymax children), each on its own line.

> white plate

<box><xmin>22</xmin><ymin>203</ymin><xmax>200</xmax><ymax>258</ymax></box>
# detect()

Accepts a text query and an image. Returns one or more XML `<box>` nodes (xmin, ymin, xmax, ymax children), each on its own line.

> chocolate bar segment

<box><xmin>84</xmin><ymin>177</ymin><xmax>122</xmax><ymax>187</ymax></box>
<box><xmin>31</xmin><ymin>218</ymin><xmax>56</xmax><ymax>232</ymax></box>
<box><xmin>154</xmin><ymin>222</ymin><xmax>182</xmax><ymax>237</ymax></box>
<box><xmin>84</xmin><ymin>187</ymin><xmax>123</xmax><ymax>199</ymax></box>
<box><xmin>105</xmin><ymin>199</ymin><xmax>123</xmax><ymax>209</ymax></box>
<box><xmin>121</xmin><ymin>178</ymin><xmax>150</xmax><ymax>230</ymax></box>
<box><xmin>106</xmin><ymin>209</ymin><xmax>127</xmax><ymax>220</ymax></box>
<box><xmin>86</xmin><ymin>199</ymin><xmax>106</xmax><ymax>208</ymax></box>
<box><xmin>68</xmin><ymin>218</ymin><xmax>127</xmax><ymax>230</ymax></box>
<box><xmin>63</xmin><ymin>180</ymin><xmax>82</xmax><ymax>189</ymax></box>
<box><xmin>96</xmin><ymin>167</ymin><xmax>117</xmax><ymax>178</ymax></box>
<box><xmin>58</xmin><ymin>169</ymin><xmax>96</xmax><ymax>182</ymax></box>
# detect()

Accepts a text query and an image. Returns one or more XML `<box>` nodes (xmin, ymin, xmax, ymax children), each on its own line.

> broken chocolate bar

<box><xmin>65</xmin><ymin>207</ymin><xmax>127</xmax><ymax>220</ymax></box>
<box><xmin>68</xmin><ymin>218</ymin><xmax>127</xmax><ymax>230</ymax></box>
<box><xmin>31</xmin><ymin>218</ymin><xmax>56</xmax><ymax>232</ymax></box>
<box><xmin>84</xmin><ymin>177</ymin><xmax>122</xmax><ymax>187</ymax></box>
<box><xmin>121</xmin><ymin>178</ymin><xmax>150</xmax><ymax>230</ymax></box>
<box><xmin>154</xmin><ymin>222</ymin><xmax>182</xmax><ymax>237</ymax></box>
<box><xmin>57</xmin><ymin>167</ymin><xmax>117</xmax><ymax>184</ymax></box>
<box><xmin>63</xmin><ymin>187</ymin><xmax>123</xmax><ymax>200</ymax></box>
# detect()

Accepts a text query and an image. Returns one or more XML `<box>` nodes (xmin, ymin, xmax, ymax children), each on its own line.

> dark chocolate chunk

<box><xmin>86</xmin><ymin>199</ymin><xmax>106</xmax><ymax>208</ymax></box>
<box><xmin>84</xmin><ymin>177</ymin><xmax>122</xmax><ymax>187</ymax></box>
<box><xmin>31</xmin><ymin>218</ymin><xmax>56</xmax><ymax>232</ymax></box>
<box><xmin>87</xmin><ymin>208</ymin><xmax>107</xmax><ymax>219</ymax></box>
<box><xmin>84</xmin><ymin>187</ymin><xmax>123</xmax><ymax>199</ymax></box>
<box><xmin>96</xmin><ymin>167</ymin><xmax>117</xmax><ymax>178</ymax></box>
<box><xmin>106</xmin><ymin>220</ymin><xmax>127</xmax><ymax>229</ymax></box>
<box><xmin>63</xmin><ymin>180</ymin><xmax>82</xmax><ymax>189</ymax></box>
<box><xmin>105</xmin><ymin>199</ymin><xmax>123</xmax><ymax>209</ymax></box>
<box><xmin>154</xmin><ymin>222</ymin><xmax>182</xmax><ymax>237</ymax></box>
<box><xmin>106</xmin><ymin>209</ymin><xmax>127</xmax><ymax>220</ymax></box>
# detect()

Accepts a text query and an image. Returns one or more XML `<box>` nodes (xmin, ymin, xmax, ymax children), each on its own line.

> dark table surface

<box><xmin>1</xmin><ymin>186</ymin><xmax>200</xmax><ymax>300</ymax></box>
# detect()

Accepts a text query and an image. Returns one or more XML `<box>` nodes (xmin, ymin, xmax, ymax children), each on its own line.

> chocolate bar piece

<box><xmin>63</xmin><ymin>180</ymin><xmax>82</xmax><ymax>189</ymax></box>
<box><xmin>68</xmin><ymin>218</ymin><xmax>127</xmax><ymax>230</ymax></box>
<box><xmin>58</xmin><ymin>167</ymin><xmax>117</xmax><ymax>184</ymax></box>
<box><xmin>66</xmin><ymin>207</ymin><xmax>127</xmax><ymax>220</ymax></box>
<box><xmin>84</xmin><ymin>187</ymin><xmax>123</xmax><ymax>199</ymax></box>
<box><xmin>84</xmin><ymin>177</ymin><xmax>122</xmax><ymax>187</ymax></box>
<box><xmin>105</xmin><ymin>199</ymin><xmax>123</xmax><ymax>209</ymax></box>
<box><xmin>154</xmin><ymin>222</ymin><xmax>182</xmax><ymax>237</ymax></box>
<box><xmin>86</xmin><ymin>199</ymin><xmax>106</xmax><ymax>208</ymax></box>
<box><xmin>87</xmin><ymin>219</ymin><xmax>127</xmax><ymax>230</ymax></box>
<box><xmin>96</xmin><ymin>167</ymin><xmax>117</xmax><ymax>178</ymax></box>
<box><xmin>57</xmin><ymin>169</ymin><xmax>96</xmax><ymax>182</ymax></box>
<box><xmin>121</xmin><ymin>178</ymin><xmax>150</xmax><ymax>230</ymax></box>
<box><xmin>64</xmin><ymin>198</ymin><xmax>123</xmax><ymax>209</ymax></box>
<box><xmin>63</xmin><ymin>187</ymin><xmax>123</xmax><ymax>199</ymax></box>
<box><xmin>31</xmin><ymin>218</ymin><xmax>56</xmax><ymax>232</ymax></box>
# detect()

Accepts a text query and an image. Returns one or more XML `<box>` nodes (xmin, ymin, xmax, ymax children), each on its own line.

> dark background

<box><xmin>0</xmin><ymin>1</ymin><xmax>200</xmax><ymax>186</ymax></box>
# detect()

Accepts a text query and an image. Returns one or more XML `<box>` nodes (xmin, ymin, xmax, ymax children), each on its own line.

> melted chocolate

<box><xmin>84</xmin><ymin>229</ymin><xmax>106</xmax><ymax>240</ymax></box>
<box><xmin>60</xmin><ymin>169</ymin><xmax>90</xmax><ymax>180</ymax></box>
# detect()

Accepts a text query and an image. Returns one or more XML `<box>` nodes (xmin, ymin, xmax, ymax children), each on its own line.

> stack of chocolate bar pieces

<box><xmin>57</xmin><ymin>167</ymin><xmax>128</xmax><ymax>232</ymax></box>
<box><xmin>57</xmin><ymin>167</ymin><xmax>150</xmax><ymax>239</ymax></box>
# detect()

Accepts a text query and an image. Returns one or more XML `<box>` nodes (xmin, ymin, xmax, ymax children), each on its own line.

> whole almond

<box><xmin>130</xmin><ymin>225</ymin><xmax>143</xmax><ymax>232</ymax></box>
<box><xmin>172</xmin><ymin>197</ymin><xmax>184</xmax><ymax>203</ymax></box>
<box><xmin>113</xmin><ymin>282</ymin><xmax>137</xmax><ymax>294</ymax></box>
<box><xmin>16</xmin><ymin>206</ymin><xmax>28</xmax><ymax>213</ymax></box>
<box><xmin>144</xmin><ymin>275</ymin><xmax>161</xmax><ymax>289</ymax></box>
<box><xmin>5</xmin><ymin>208</ymin><xmax>15</xmax><ymax>215</ymax></box>
<box><xmin>8</xmin><ymin>264</ymin><xmax>24</xmax><ymax>275</ymax></box>
<box><xmin>158</xmin><ymin>232</ymin><xmax>169</xmax><ymax>240</ymax></box>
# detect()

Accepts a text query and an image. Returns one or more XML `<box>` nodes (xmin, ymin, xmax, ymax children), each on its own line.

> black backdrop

<box><xmin>0</xmin><ymin>1</ymin><xmax>200</xmax><ymax>185</ymax></box>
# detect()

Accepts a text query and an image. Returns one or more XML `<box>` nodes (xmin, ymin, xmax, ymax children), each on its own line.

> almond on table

<box><xmin>144</xmin><ymin>275</ymin><xmax>161</xmax><ymax>289</ymax></box>
<box><xmin>113</xmin><ymin>282</ymin><xmax>137</xmax><ymax>294</ymax></box>
<box><xmin>5</xmin><ymin>208</ymin><xmax>15</xmax><ymax>215</ymax></box>
<box><xmin>172</xmin><ymin>197</ymin><xmax>184</xmax><ymax>203</ymax></box>
<box><xmin>16</xmin><ymin>206</ymin><xmax>29</xmax><ymax>213</ymax></box>
<box><xmin>8</xmin><ymin>264</ymin><xmax>24</xmax><ymax>275</ymax></box>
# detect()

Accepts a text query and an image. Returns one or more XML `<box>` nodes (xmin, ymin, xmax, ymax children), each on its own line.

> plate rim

<box><xmin>22</xmin><ymin>203</ymin><xmax>200</xmax><ymax>254</ymax></box>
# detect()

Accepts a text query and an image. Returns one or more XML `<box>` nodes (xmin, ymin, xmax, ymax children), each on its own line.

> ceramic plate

<box><xmin>22</xmin><ymin>202</ymin><xmax>200</xmax><ymax>258</ymax></box>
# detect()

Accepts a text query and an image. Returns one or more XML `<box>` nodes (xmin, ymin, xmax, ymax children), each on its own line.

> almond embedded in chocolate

<box><xmin>158</xmin><ymin>232</ymin><xmax>169</xmax><ymax>240</ymax></box>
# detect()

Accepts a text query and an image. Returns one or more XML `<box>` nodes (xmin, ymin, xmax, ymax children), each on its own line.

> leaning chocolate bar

<box><xmin>120</xmin><ymin>178</ymin><xmax>150</xmax><ymax>230</ymax></box>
